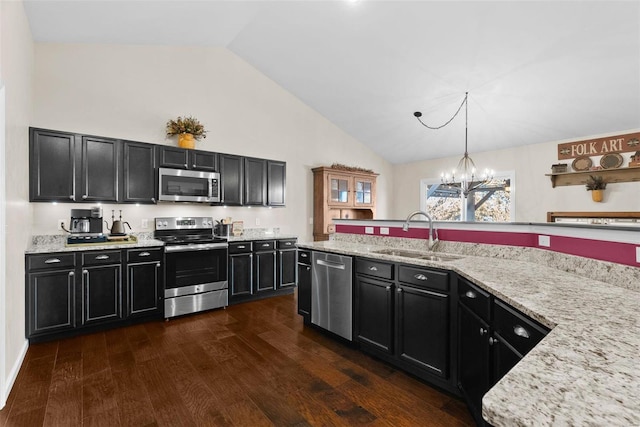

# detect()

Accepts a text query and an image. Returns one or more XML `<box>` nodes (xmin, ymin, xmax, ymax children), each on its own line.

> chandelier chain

<box><xmin>415</xmin><ymin>93</ymin><xmax>468</xmax><ymax>130</ymax></box>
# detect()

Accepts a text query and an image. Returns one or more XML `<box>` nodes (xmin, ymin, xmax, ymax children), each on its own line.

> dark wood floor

<box><xmin>0</xmin><ymin>292</ymin><xmax>474</xmax><ymax>426</ymax></box>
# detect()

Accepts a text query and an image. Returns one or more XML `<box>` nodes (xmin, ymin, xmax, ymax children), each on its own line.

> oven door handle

<box><xmin>164</xmin><ymin>243</ymin><xmax>228</xmax><ymax>253</ymax></box>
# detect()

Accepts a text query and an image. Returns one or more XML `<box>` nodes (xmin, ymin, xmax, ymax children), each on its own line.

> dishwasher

<box><xmin>311</xmin><ymin>251</ymin><xmax>353</xmax><ymax>341</ymax></box>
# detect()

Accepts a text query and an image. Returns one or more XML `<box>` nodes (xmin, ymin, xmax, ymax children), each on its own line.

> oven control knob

<box><xmin>162</xmin><ymin>221</ymin><xmax>168</xmax><ymax>227</ymax></box>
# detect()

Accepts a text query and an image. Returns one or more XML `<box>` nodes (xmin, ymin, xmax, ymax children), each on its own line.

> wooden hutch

<box><xmin>312</xmin><ymin>166</ymin><xmax>378</xmax><ymax>241</ymax></box>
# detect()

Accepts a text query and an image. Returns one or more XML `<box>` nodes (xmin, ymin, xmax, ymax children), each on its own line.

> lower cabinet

<box><xmin>354</xmin><ymin>257</ymin><xmax>455</xmax><ymax>392</ymax></box>
<box><xmin>296</xmin><ymin>250</ymin><xmax>312</xmax><ymax>323</ymax></box>
<box><xmin>229</xmin><ymin>238</ymin><xmax>297</xmax><ymax>305</ymax></box>
<box><xmin>457</xmin><ymin>277</ymin><xmax>550</xmax><ymax>426</ymax></box>
<box><xmin>26</xmin><ymin>247</ymin><xmax>163</xmax><ymax>342</ymax></box>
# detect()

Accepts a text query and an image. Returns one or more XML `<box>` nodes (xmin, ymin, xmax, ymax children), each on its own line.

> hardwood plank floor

<box><xmin>0</xmin><ymin>293</ymin><xmax>474</xmax><ymax>427</ymax></box>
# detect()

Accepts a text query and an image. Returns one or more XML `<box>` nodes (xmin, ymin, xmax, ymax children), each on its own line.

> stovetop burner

<box><xmin>154</xmin><ymin>216</ymin><xmax>227</xmax><ymax>246</ymax></box>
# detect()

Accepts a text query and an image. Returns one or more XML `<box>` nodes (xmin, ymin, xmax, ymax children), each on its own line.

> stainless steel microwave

<box><xmin>158</xmin><ymin>167</ymin><xmax>221</xmax><ymax>203</ymax></box>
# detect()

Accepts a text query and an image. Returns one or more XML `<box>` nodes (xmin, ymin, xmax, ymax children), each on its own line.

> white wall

<box><xmin>0</xmin><ymin>0</ymin><xmax>33</xmax><ymax>409</ymax></box>
<box><xmin>32</xmin><ymin>43</ymin><xmax>393</xmax><ymax>239</ymax></box>
<box><xmin>392</xmin><ymin>132</ymin><xmax>640</xmax><ymax>221</ymax></box>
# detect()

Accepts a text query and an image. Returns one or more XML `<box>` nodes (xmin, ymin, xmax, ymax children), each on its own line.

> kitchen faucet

<box><xmin>402</xmin><ymin>210</ymin><xmax>439</xmax><ymax>250</ymax></box>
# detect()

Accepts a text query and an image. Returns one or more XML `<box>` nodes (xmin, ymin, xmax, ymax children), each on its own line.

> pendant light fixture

<box><xmin>414</xmin><ymin>92</ymin><xmax>494</xmax><ymax>196</ymax></box>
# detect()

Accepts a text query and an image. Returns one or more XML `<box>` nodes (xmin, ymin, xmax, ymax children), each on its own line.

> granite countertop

<box><xmin>297</xmin><ymin>240</ymin><xmax>640</xmax><ymax>426</ymax></box>
<box><xmin>26</xmin><ymin>233</ymin><xmax>165</xmax><ymax>254</ymax></box>
<box><xmin>226</xmin><ymin>233</ymin><xmax>298</xmax><ymax>242</ymax></box>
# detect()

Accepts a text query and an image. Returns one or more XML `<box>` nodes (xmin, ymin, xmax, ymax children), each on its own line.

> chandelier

<box><xmin>414</xmin><ymin>92</ymin><xmax>494</xmax><ymax>196</ymax></box>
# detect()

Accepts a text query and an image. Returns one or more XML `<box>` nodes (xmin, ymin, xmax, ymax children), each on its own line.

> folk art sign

<box><xmin>557</xmin><ymin>132</ymin><xmax>640</xmax><ymax>160</ymax></box>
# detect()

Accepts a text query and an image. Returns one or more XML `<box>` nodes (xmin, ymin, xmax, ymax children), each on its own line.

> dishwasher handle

<box><xmin>316</xmin><ymin>259</ymin><xmax>346</xmax><ymax>270</ymax></box>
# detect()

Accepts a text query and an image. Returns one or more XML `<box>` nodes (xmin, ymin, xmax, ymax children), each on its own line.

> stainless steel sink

<box><xmin>371</xmin><ymin>248</ymin><xmax>462</xmax><ymax>262</ymax></box>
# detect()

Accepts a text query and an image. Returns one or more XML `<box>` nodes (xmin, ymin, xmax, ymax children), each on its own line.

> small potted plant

<box><xmin>166</xmin><ymin>116</ymin><xmax>207</xmax><ymax>149</ymax></box>
<box><xmin>585</xmin><ymin>175</ymin><xmax>607</xmax><ymax>202</ymax></box>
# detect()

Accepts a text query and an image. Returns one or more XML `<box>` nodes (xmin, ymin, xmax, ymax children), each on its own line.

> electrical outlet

<box><xmin>309</xmin><ymin>217</ymin><xmax>313</xmax><ymax>225</ymax></box>
<box><xmin>58</xmin><ymin>220</ymin><xmax>65</xmax><ymax>231</ymax></box>
<box><xmin>380</xmin><ymin>227</ymin><xmax>390</xmax><ymax>235</ymax></box>
<box><xmin>141</xmin><ymin>219</ymin><xmax>149</xmax><ymax>229</ymax></box>
<box><xmin>538</xmin><ymin>235</ymin><xmax>551</xmax><ymax>247</ymax></box>
<box><xmin>255</xmin><ymin>218</ymin><xmax>260</xmax><ymax>226</ymax></box>
<box><xmin>636</xmin><ymin>247</ymin><xmax>640</xmax><ymax>263</ymax></box>
<box><xmin>365</xmin><ymin>227</ymin><xmax>374</xmax><ymax>234</ymax></box>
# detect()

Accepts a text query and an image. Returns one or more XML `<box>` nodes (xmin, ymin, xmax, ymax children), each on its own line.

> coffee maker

<box><xmin>67</xmin><ymin>207</ymin><xmax>107</xmax><ymax>244</ymax></box>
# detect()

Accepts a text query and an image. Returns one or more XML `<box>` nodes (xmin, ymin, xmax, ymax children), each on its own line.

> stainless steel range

<box><xmin>154</xmin><ymin>217</ymin><xmax>228</xmax><ymax>318</ymax></box>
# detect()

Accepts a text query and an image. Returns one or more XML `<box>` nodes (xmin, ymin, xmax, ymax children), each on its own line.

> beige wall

<box><xmin>0</xmin><ymin>0</ymin><xmax>34</xmax><ymax>408</ymax></box>
<box><xmin>392</xmin><ymin>132</ymin><xmax>640</xmax><ymax>221</ymax></box>
<box><xmin>32</xmin><ymin>43</ymin><xmax>392</xmax><ymax>239</ymax></box>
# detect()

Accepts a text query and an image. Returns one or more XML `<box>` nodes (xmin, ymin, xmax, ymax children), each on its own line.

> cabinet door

<box><xmin>267</xmin><ymin>160</ymin><xmax>286</xmax><ymax>206</ymax></box>
<box><xmin>244</xmin><ymin>157</ymin><xmax>267</xmax><ymax>206</ymax></box>
<box><xmin>122</xmin><ymin>141</ymin><xmax>156</xmax><ymax>203</ymax></box>
<box><xmin>218</xmin><ymin>153</ymin><xmax>243</xmax><ymax>205</ymax></box>
<box><xmin>277</xmin><ymin>249</ymin><xmax>297</xmax><ymax>288</ymax></box>
<box><xmin>230</xmin><ymin>253</ymin><xmax>253</xmax><ymax>297</ymax></box>
<box><xmin>190</xmin><ymin>150</ymin><xmax>218</xmax><ymax>171</ymax></box>
<box><xmin>458</xmin><ymin>303</ymin><xmax>491</xmax><ymax>424</ymax></box>
<box><xmin>27</xmin><ymin>269</ymin><xmax>76</xmax><ymax>337</ymax></box>
<box><xmin>396</xmin><ymin>284</ymin><xmax>449</xmax><ymax>378</ymax></box>
<box><xmin>80</xmin><ymin>135</ymin><xmax>119</xmax><ymax>202</ymax></box>
<box><xmin>353</xmin><ymin>176</ymin><xmax>375</xmax><ymax>208</ymax></box>
<box><xmin>81</xmin><ymin>265</ymin><xmax>122</xmax><ymax>325</ymax></box>
<box><xmin>254</xmin><ymin>250</ymin><xmax>276</xmax><ymax>293</ymax></box>
<box><xmin>158</xmin><ymin>146</ymin><xmax>189</xmax><ymax>169</ymax></box>
<box><xmin>127</xmin><ymin>261</ymin><xmax>162</xmax><ymax>318</ymax></box>
<box><xmin>356</xmin><ymin>276</ymin><xmax>394</xmax><ymax>354</ymax></box>
<box><xmin>29</xmin><ymin>128</ymin><xmax>76</xmax><ymax>202</ymax></box>
<box><xmin>326</xmin><ymin>172</ymin><xmax>352</xmax><ymax>206</ymax></box>
<box><xmin>297</xmin><ymin>261</ymin><xmax>312</xmax><ymax>319</ymax></box>
<box><xmin>492</xmin><ymin>335</ymin><xmax>522</xmax><ymax>384</ymax></box>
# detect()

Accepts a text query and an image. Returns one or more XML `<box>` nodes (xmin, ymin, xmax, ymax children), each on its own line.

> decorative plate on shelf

<box><xmin>572</xmin><ymin>156</ymin><xmax>592</xmax><ymax>172</ymax></box>
<box><xmin>600</xmin><ymin>153</ymin><xmax>623</xmax><ymax>169</ymax></box>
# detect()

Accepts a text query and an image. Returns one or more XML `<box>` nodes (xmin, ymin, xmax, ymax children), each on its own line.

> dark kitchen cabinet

<box><xmin>277</xmin><ymin>239</ymin><xmax>297</xmax><ymax>288</ymax></box>
<box><xmin>267</xmin><ymin>160</ymin><xmax>286</xmax><ymax>206</ymax></box>
<box><xmin>80</xmin><ymin>250</ymin><xmax>123</xmax><ymax>326</ymax></box>
<box><xmin>158</xmin><ymin>146</ymin><xmax>218</xmax><ymax>171</ymax></box>
<box><xmin>29</xmin><ymin>128</ymin><xmax>76</xmax><ymax>202</ymax></box>
<box><xmin>126</xmin><ymin>248</ymin><xmax>163</xmax><ymax>317</ymax></box>
<box><xmin>229</xmin><ymin>242</ymin><xmax>253</xmax><ymax>298</ymax></box>
<box><xmin>218</xmin><ymin>153</ymin><xmax>243</xmax><ymax>205</ymax></box>
<box><xmin>80</xmin><ymin>135</ymin><xmax>119</xmax><ymax>202</ymax></box>
<box><xmin>244</xmin><ymin>157</ymin><xmax>267</xmax><ymax>206</ymax></box>
<box><xmin>254</xmin><ymin>240</ymin><xmax>276</xmax><ymax>293</ymax></box>
<box><xmin>297</xmin><ymin>250</ymin><xmax>312</xmax><ymax>323</ymax></box>
<box><xmin>356</xmin><ymin>275</ymin><xmax>394</xmax><ymax>354</ymax></box>
<box><xmin>457</xmin><ymin>277</ymin><xmax>550</xmax><ymax>426</ymax></box>
<box><xmin>121</xmin><ymin>140</ymin><xmax>156</xmax><ymax>204</ymax></box>
<box><xmin>26</xmin><ymin>253</ymin><xmax>77</xmax><ymax>337</ymax></box>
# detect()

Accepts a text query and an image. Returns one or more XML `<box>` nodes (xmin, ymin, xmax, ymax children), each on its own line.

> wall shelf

<box><xmin>545</xmin><ymin>167</ymin><xmax>640</xmax><ymax>188</ymax></box>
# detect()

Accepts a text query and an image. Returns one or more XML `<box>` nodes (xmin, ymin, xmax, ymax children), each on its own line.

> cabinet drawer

<box><xmin>458</xmin><ymin>277</ymin><xmax>491</xmax><ymax>322</ymax></box>
<box><xmin>254</xmin><ymin>240</ymin><xmax>275</xmax><ymax>252</ymax></box>
<box><xmin>398</xmin><ymin>265</ymin><xmax>448</xmax><ymax>292</ymax></box>
<box><xmin>356</xmin><ymin>258</ymin><xmax>394</xmax><ymax>280</ymax></box>
<box><xmin>298</xmin><ymin>250</ymin><xmax>312</xmax><ymax>265</ymax></box>
<box><xmin>82</xmin><ymin>250</ymin><xmax>122</xmax><ymax>266</ymax></box>
<box><xmin>229</xmin><ymin>242</ymin><xmax>252</xmax><ymax>254</ymax></box>
<box><xmin>493</xmin><ymin>299</ymin><xmax>549</xmax><ymax>356</ymax></box>
<box><xmin>127</xmin><ymin>248</ymin><xmax>162</xmax><ymax>263</ymax></box>
<box><xmin>277</xmin><ymin>239</ymin><xmax>297</xmax><ymax>249</ymax></box>
<box><xmin>27</xmin><ymin>253</ymin><xmax>76</xmax><ymax>271</ymax></box>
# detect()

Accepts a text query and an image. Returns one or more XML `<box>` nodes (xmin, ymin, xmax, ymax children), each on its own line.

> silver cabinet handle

<box><xmin>139</xmin><ymin>252</ymin><xmax>151</xmax><ymax>257</ymax></box>
<box><xmin>513</xmin><ymin>325</ymin><xmax>530</xmax><ymax>339</ymax></box>
<box><xmin>184</xmin><ymin>164</ymin><xmax>188</xmax><ymax>169</ymax></box>
<box><xmin>306</xmin><ymin>266</ymin><xmax>310</xmax><ymax>271</ymax></box>
<box><xmin>316</xmin><ymin>259</ymin><xmax>345</xmax><ymax>270</ymax></box>
<box><xmin>82</xmin><ymin>195</ymin><xmax>88</xmax><ymax>200</ymax></box>
<box><xmin>397</xmin><ymin>288</ymin><xmax>402</xmax><ymax>293</ymax></box>
<box><xmin>45</xmin><ymin>258</ymin><xmax>61</xmax><ymax>264</ymax></box>
<box><xmin>69</xmin><ymin>194</ymin><xmax>75</xmax><ymax>200</ymax></box>
<box><xmin>284</xmin><ymin>242</ymin><xmax>292</xmax><ymax>246</ymax></box>
<box><xmin>479</xmin><ymin>328</ymin><xmax>488</xmax><ymax>336</ymax></box>
<box><xmin>369</xmin><ymin>266</ymin><xmax>378</xmax><ymax>271</ymax></box>
<box><xmin>465</xmin><ymin>290</ymin><xmax>477</xmax><ymax>299</ymax></box>
<box><xmin>192</xmin><ymin>164</ymin><xmax>197</xmax><ymax>168</ymax></box>
<box><xmin>68</xmin><ymin>271</ymin><xmax>74</xmax><ymax>277</ymax></box>
<box><xmin>385</xmin><ymin>286</ymin><xmax>391</xmax><ymax>291</ymax></box>
<box><xmin>238</xmin><ymin>245</ymin><xmax>246</xmax><ymax>249</ymax></box>
<box><xmin>414</xmin><ymin>274</ymin><xmax>428</xmax><ymax>281</ymax></box>
<box><xmin>262</xmin><ymin>243</ymin><xmax>270</xmax><ymax>247</ymax></box>
<box><xmin>489</xmin><ymin>337</ymin><xmax>499</xmax><ymax>345</ymax></box>
<box><xmin>151</xmin><ymin>198</ymin><xmax>156</xmax><ymax>203</ymax></box>
<box><xmin>156</xmin><ymin>263</ymin><xmax>161</xmax><ymax>268</ymax></box>
<box><xmin>95</xmin><ymin>255</ymin><xmax>110</xmax><ymax>260</ymax></box>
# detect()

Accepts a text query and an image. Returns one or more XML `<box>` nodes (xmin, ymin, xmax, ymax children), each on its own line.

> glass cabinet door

<box><xmin>328</xmin><ymin>174</ymin><xmax>351</xmax><ymax>205</ymax></box>
<box><xmin>354</xmin><ymin>178</ymin><xmax>374</xmax><ymax>207</ymax></box>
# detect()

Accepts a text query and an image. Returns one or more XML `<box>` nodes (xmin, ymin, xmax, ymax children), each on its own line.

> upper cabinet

<box><xmin>267</xmin><ymin>160</ymin><xmax>286</xmax><ymax>207</ymax></box>
<box><xmin>313</xmin><ymin>166</ymin><xmax>378</xmax><ymax>241</ymax></box>
<box><xmin>218</xmin><ymin>153</ymin><xmax>244</xmax><ymax>206</ymax></box>
<box><xmin>121</xmin><ymin>141</ymin><xmax>156</xmax><ymax>204</ymax></box>
<box><xmin>29</xmin><ymin>128</ymin><xmax>76</xmax><ymax>202</ymax></box>
<box><xmin>157</xmin><ymin>146</ymin><xmax>218</xmax><ymax>171</ymax></box>
<box><xmin>80</xmin><ymin>135</ymin><xmax>119</xmax><ymax>202</ymax></box>
<box><xmin>244</xmin><ymin>157</ymin><xmax>267</xmax><ymax>206</ymax></box>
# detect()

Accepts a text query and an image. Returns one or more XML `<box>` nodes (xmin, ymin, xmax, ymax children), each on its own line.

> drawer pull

<box><xmin>414</xmin><ymin>274</ymin><xmax>428</xmax><ymax>281</ymax></box>
<box><xmin>284</xmin><ymin>242</ymin><xmax>292</xmax><ymax>246</ymax></box>
<box><xmin>95</xmin><ymin>255</ymin><xmax>110</xmax><ymax>260</ymax></box>
<box><xmin>465</xmin><ymin>290</ymin><xmax>477</xmax><ymax>299</ymax></box>
<box><xmin>238</xmin><ymin>245</ymin><xmax>246</xmax><ymax>249</ymax></box>
<box><xmin>138</xmin><ymin>252</ymin><xmax>151</xmax><ymax>257</ymax></box>
<box><xmin>262</xmin><ymin>243</ymin><xmax>270</xmax><ymax>247</ymax></box>
<box><xmin>369</xmin><ymin>266</ymin><xmax>378</xmax><ymax>271</ymax></box>
<box><xmin>513</xmin><ymin>325</ymin><xmax>530</xmax><ymax>339</ymax></box>
<box><xmin>300</xmin><ymin>253</ymin><xmax>308</xmax><ymax>258</ymax></box>
<box><xmin>44</xmin><ymin>258</ymin><xmax>61</xmax><ymax>264</ymax></box>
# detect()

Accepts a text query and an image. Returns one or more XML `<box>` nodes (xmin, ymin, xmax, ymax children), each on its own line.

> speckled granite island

<box><xmin>298</xmin><ymin>235</ymin><xmax>640</xmax><ymax>426</ymax></box>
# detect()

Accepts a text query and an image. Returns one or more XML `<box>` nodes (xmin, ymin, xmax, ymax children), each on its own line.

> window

<box><xmin>420</xmin><ymin>172</ymin><xmax>515</xmax><ymax>222</ymax></box>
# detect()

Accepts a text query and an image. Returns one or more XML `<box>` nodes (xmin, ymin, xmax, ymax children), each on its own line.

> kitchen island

<box><xmin>298</xmin><ymin>233</ymin><xmax>640</xmax><ymax>426</ymax></box>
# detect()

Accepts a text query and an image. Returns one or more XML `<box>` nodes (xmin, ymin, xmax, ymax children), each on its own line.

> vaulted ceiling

<box><xmin>23</xmin><ymin>1</ymin><xmax>640</xmax><ymax>164</ymax></box>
